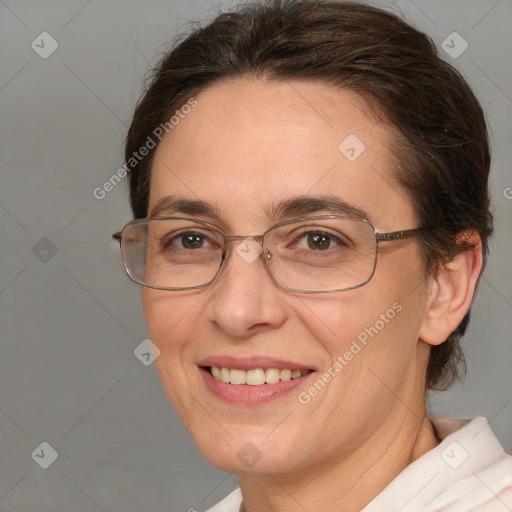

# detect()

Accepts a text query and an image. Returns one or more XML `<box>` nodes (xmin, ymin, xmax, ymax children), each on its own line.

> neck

<box><xmin>238</xmin><ymin>405</ymin><xmax>439</xmax><ymax>512</ymax></box>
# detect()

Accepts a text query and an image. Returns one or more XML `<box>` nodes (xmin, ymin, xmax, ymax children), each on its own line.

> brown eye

<box><xmin>292</xmin><ymin>230</ymin><xmax>344</xmax><ymax>252</ymax></box>
<box><xmin>180</xmin><ymin>233</ymin><xmax>205</xmax><ymax>249</ymax></box>
<box><xmin>307</xmin><ymin>233</ymin><xmax>332</xmax><ymax>250</ymax></box>
<box><xmin>162</xmin><ymin>231</ymin><xmax>213</xmax><ymax>250</ymax></box>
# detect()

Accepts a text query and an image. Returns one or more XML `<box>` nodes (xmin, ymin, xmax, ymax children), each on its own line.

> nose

<box><xmin>204</xmin><ymin>238</ymin><xmax>288</xmax><ymax>338</ymax></box>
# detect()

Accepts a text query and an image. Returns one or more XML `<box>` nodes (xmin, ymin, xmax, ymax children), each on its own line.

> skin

<box><xmin>141</xmin><ymin>78</ymin><xmax>482</xmax><ymax>511</ymax></box>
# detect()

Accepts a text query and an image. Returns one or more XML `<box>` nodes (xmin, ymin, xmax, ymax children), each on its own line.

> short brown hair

<box><xmin>124</xmin><ymin>0</ymin><xmax>493</xmax><ymax>390</ymax></box>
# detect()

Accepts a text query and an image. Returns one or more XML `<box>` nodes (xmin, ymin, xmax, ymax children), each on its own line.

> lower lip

<box><xmin>199</xmin><ymin>367</ymin><xmax>314</xmax><ymax>405</ymax></box>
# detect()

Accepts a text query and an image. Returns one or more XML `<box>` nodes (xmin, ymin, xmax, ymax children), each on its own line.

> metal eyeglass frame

<box><xmin>112</xmin><ymin>215</ymin><xmax>428</xmax><ymax>294</ymax></box>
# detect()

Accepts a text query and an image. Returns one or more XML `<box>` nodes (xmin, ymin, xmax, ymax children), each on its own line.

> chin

<box><xmin>193</xmin><ymin>429</ymin><xmax>303</xmax><ymax>475</ymax></box>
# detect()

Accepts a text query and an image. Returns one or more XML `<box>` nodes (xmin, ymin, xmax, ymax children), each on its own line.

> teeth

<box><xmin>229</xmin><ymin>369</ymin><xmax>246</xmax><ymax>385</ymax></box>
<box><xmin>246</xmin><ymin>369</ymin><xmax>266</xmax><ymax>385</ymax></box>
<box><xmin>265</xmin><ymin>368</ymin><xmax>280</xmax><ymax>384</ymax></box>
<box><xmin>280</xmin><ymin>369</ymin><xmax>291</xmax><ymax>381</ymax></box>
<box><xmin>210</xmin><ymin>366</ymin><xmax>309</xmax><ymax>385</ymax></box>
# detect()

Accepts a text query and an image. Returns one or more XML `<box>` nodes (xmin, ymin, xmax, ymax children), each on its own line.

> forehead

<box><xmin>149</xmin><ymin>79</ymin><xmax>415</xmax><ymax>231</ymax></box>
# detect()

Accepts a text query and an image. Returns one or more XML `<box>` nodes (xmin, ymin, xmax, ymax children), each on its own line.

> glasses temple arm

<box><xmin>377</xmin><ymin>227</ymin><xmax>428</xmax><ymax>242</ymax></box>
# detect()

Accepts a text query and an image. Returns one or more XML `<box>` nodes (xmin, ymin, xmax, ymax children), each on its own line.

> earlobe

<box><xmin>419</xmin><ymin>231</ymin><xmax>484</xmax><ymax>346</ymax></box>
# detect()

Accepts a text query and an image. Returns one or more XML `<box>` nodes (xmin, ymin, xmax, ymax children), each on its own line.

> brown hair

<box><xmin>124</xmin><ymin>0</ymin><xmax>493</xmax><ymax>390</ymax></box>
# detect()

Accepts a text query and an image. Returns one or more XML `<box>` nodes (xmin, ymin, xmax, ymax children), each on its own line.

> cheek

<box><xmin>141</xmin><ymin>289</ymin><xmax>207</xmax><ymax>423</ymax></box>
<box><xmin>296</xmin><ymin>291</ymin><xmax>404</xmax><ymax>358</ymax></box>
<box><xmin>298</xmin><ymin>254</ymin><xmax>428</xmax><ymax>384</ymax></box>
<box><xmin>295</xmin><ymin>296</ymin><xmax>424</xmax><ymax>433</ymax></box>
<box><xmin>141</xmin><ymin>289</ymin><xmax>198</xmax><ymax>357</ymax></box>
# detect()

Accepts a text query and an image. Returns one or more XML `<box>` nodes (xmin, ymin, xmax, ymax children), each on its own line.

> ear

<box><xmin>419</xmin><ymin>231</ymin><xmax>484</xmax><ymax>346</ymax></box>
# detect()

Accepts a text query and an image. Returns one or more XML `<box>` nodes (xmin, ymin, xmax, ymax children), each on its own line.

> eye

<box><xmin>291</xmin><ymin>229</ymin><xmax>348</xmax><ymax>251</ymax></box>
<box><xmin>162</xmin><ymin>230</ymin><xmax>216</xmax><ymax>250</ymax></box>
<box><xmin>303</xmin><ymin>232</ymin><xmax>333</xmax><ymax>250</ymax></box>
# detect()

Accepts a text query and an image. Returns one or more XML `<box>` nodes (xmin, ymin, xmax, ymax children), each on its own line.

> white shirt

<box><xmin>206</xmin><ymin>417</ymin><xmax>512</xmax><ymax>511</ymax></box>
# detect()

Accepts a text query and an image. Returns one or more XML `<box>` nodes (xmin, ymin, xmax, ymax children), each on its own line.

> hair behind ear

<box><xmin>427</xmin><ymin>318</ymin><xmax>468</xmax><ymax>390</ymax></box>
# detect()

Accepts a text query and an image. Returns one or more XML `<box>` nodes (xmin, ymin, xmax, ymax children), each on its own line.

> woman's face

<box><xmin>143</xmin><ymin>79</ymin><xmax>432</xmax><ymax>474</ymax></box>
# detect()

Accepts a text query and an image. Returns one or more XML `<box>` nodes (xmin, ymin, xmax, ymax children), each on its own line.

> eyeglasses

<box><xmin>112</xmin><ymin>216</ymin><xmax>428</xmax><ymax>294</ymax></box>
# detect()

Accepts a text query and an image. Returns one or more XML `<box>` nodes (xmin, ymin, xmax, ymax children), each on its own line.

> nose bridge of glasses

<box><xmin>222</xmin><ymin>234</ymin><xmax>271</xmax><ymax>262</ymax></box>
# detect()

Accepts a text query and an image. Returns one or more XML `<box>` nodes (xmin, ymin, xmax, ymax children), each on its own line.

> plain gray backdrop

<box><xmin>1</xmin><ymin>0</ymin><xmax>511</xmax><ymax>511</ymax></box>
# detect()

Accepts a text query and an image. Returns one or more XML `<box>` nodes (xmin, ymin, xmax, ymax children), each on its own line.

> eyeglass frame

<box><xmin>112</xmin><ymin>215</ymin><xmax>429</xmax><ymax>294</ymax></box>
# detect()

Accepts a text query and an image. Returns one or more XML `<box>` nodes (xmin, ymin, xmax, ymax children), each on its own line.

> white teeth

<box><xmin>211</xmin><ymin>366</ymin><xmax>222</xmax><ymax>380</ymax></box>
<box><xmin>210</xmin><ymin>366</ymin><xmax>308</xmax><ymax>385</ymax></box>
<box><xmin>280</xmin><ymin>369</ymin><xmax>291</xmax><ymax>381</ymax></box>
<box><xmin>229</xmin><ymin>369</ymin><xmax>246</xmax><ymax>385</ymax></box>
<box><xmin>246</xmin><ymin>368</ymin><xmax>266</xmax><ymax>386</ymax></box>
<box><xmin>265</xmin><ymin>368</ymin><xmax>280</xmax><ymax>384</ymax></box>
<box><xmin>221</xmin><ymin>367</ymin><xmax>230</xmax><ymax>384</ymax></box>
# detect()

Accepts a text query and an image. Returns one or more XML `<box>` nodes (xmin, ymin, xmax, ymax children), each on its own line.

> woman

<box><xmin>114</xmin><ymin>1</ymin><xmax>512</xmax><ymax>510</ymax></box>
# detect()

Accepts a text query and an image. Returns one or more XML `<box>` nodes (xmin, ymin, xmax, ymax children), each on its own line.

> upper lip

<box><xmin>197</xmin><ymin>356</ymin><xmax>315</xmax><ymax>371</ymax></box>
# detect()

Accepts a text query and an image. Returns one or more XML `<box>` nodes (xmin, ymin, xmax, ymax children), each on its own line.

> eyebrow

<box><xmin>148</xmin><ymin>194</ymin><xmax>371</xmax><ymax>222</ymax></box>
<box><xmin>265</xmin><ymin>195</ymin><xmax>370</xmax><ymax>221</ymax></box>
<box><xmin>149</xmin><ymin>196</ymin><xmax>221</xmax><ymax>218</ymax></box>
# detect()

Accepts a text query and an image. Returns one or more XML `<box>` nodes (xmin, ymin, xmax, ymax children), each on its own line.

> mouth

<box><xmin>206</xmin><ymin>366</ymin><xmax>313</xmax><ymax>385</ymax></box>
<box><xmin>197</xmin><ymin>358</ymin><xmax>316</xmax><ymax>405</ymax></box>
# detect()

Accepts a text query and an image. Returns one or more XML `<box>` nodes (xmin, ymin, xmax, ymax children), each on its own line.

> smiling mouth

<box><xmin>206</xmin><ymin>366</ymin><xmax>314</xmax><ymax>385</ymax></box>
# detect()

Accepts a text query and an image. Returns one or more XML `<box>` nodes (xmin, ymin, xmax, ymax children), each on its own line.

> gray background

<box><xmin>0</xmin><ymin>0</ymin><xmax>511</xmax><ymax>510</ymax></box>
